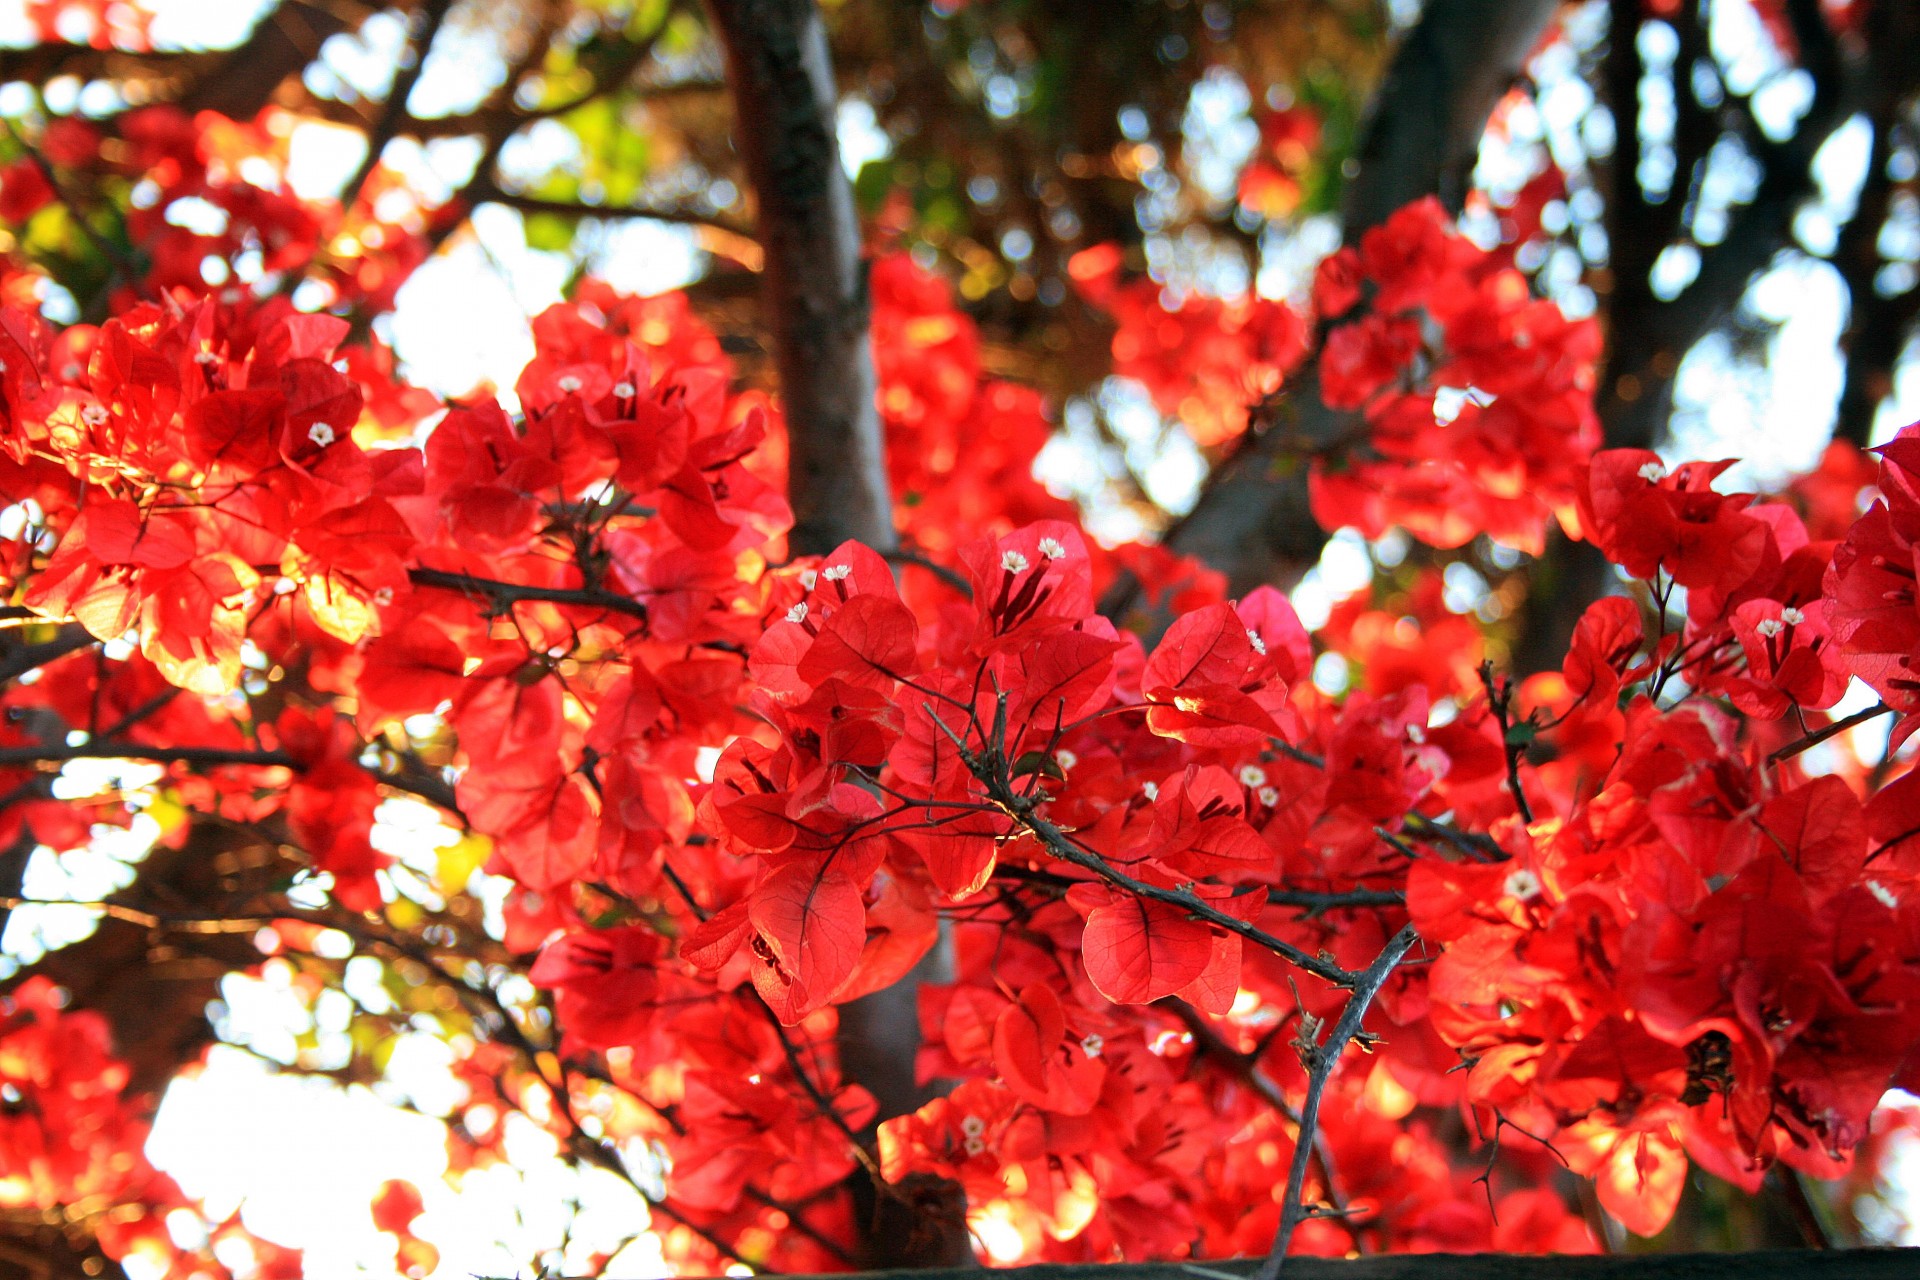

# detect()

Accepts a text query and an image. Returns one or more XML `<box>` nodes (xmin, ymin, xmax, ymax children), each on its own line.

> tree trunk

<box><xmin>704</xmin><ymin>0</ymin><xmax>894</xmax><ymax>557</ymax></box>
<box><xmin>704</xmin><ymin>3</ymin><xmax>968</xmax><ymax>1264</ymax></box>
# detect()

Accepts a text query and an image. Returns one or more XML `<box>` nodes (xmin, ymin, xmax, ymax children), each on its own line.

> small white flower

<box><xmin>1141</xmin><ymin>781</ymin><xmax>1159</xmax><ymax>801</ymax></box>
<box><xmin>784</xmin><ymin>601</ymin><xmax>809</xmax><ymax>624</ymax></box>
<box><xmin>556</xmin><ymin>375</ymin><xmax>583</xmax><ymax>393</ymax></box>
<box><xmin>308</xmin><ymin>422</ymin><xmax>336</xmax><ymax>448</ymax></box>
<box><xmin>1407</xmin><ymin>723</ymin><xmax>1427</xmax><ymax>744</ymax></box>
<box><xmin>1637</xmin><ymin>461</ymin><xmax>1668</xmax><ymax>483</ymax></box>
<box><xmin>1000</xmin><ymin>550</ymin><xmax>1030</xmax><ymax>573</ymax></box>
<box><xmin>1079</xmin><ymin>1033</ymin><xmax>1103</xmax><ymax>1059</ymax></box>
<box><xmin>612</xmin><ymin>381</ymin><xmax>636</xmax><ymax>398</ymax></box>
<box><xmin>373</xmin><ymin>587</ymin><xmax>394</xmax><ymax>606</ymax></box>
<box><xmin>193</xmin><ymin>349</ymin><xmax>219</xmax><ymax>365</ymax></box>
<box><xmin>1037</xmin><ymin>537</ymin><xmax>1066</xmax><ymax>561</ymax></box>
<box><xmin>1054</xmin><ymin>749</ymin><xmax>1078</xmax><ymax>772</ymax></box>
<box><xmin>959</xmin><ymin>1115</ymin><xmax>986</xmax><ymax>1138</ymax></box>
<box><xmin>1247</xmin><ymin>628</ymin><xmax>1267</xmax><ymax>656</ymax></box>
<box><xmin>822</xmin><ymin>563</ymin><xmax>852</xmax><ymax>582</ymax></box>
<box><xmin>1257</xmin><ymin>785</ymin><xmax>1281</xmax><ymax>807</ymax></box>
<box><xmin>1866</xmin><ymin>879</ymin><xmax>1898</xmax><ymax>909</ymax></box>
<box><xmin>1780</xmin><ymin>605</ymin><xmax>1806</xmax><ymax>627</ymax></box>
<box><xmin>80</xmin><ymin>404</ymin><xmax>108</xmax><ymax>426</ymax></box>
<box><xmin>799</xmin><ymin>569</ymin><xmax>819</xmax><ymax>590</ymax></box>
<box><xmin>1239</xmin><ymin>764</ymin><xmax>1268</xmax><ymax>788</ymax></box>
<box><xmin>1502</xmin><ymin>867</ymin><xmax>1543</xmax><ymax>902</ymax></box>
<box><xmin>1755</xmin><ymin>617</ymin><xmax>1784</xmax><ymax>638</ymax></box>
<box><xmin>963</xmin><ymin>1136</ymin><xmax>986</xmax><ymax>1157</ymax></box>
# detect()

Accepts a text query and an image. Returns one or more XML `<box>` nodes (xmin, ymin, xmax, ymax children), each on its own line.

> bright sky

<box><xmin>3</xmin><ymin>0</ymin><xmax>1919</xmax><ymax>1273</ymax></box>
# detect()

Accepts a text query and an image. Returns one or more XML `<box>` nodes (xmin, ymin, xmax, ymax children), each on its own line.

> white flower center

<box><xmin>1037</xmin><ymin>537</ymin><xmax>1066</xmax><ymax>560</ymax></box>
<box><xmin>1079</xmin><ymin>1034</ymin><xmax>1103</xmax><ymax>1058</ymax></box>
<box><xmin>1780</xmin><ymin>606</ymin><xmax>1806</xmax><ymax>627</ymax></box>
<box><xmin>1141</xmin><ymin>781</ymin><xmax>1159</xmax><ymax>801</ymax></box>
<box><xmin>1239</xmin><ymin>765</ymin><xmax>1267</xmax><ymax>788</ymax></box>
<box><xmin>373</xmin><ymin>587</ymin><xmax>394</xmax><ymax>606</ymax></box>
<box><xmin>1502</xmin><ymin>868</ymin><xmax>1543</xmax><ymax>902</ymax></box>
<box><xmin>308</xmin><ymin>423</ymin><xmax>336</xmax><ymax>448</ymax></box>
<box><xmin>960</xmin><ymin>1115</ymin><xmax>985</xmax><ymax>1138</ymax></box>
<box><xmin>1257</xmin><ymin>785</ymin><xmax>1281</xmax><ymax>807</ymax></box>
<box><xmin>1054</xmin><ymin>749</ymin><xmax>1078</xmax><ymax>771</ymax></box>
<box><xmin>784</xmin><ymin>602</ymin><xmax>809</xmax><ymax>624</ymax></box>
<box><xmin>612</xmin><ymin>381</ymin><xmax>636</xmax><ymax>398</ymax></box>
<box><xmin>1000</xmin><ymin>550</ymin><xmax>1030</xmax><ymax>573</ymax></box>
<box><xmin>1866</xmin><ymin>879</ymin><xmax>1898</xmax><ymax>909</ymax></box>
<box><xmin>799</xmin><ymin>569</ymin><xmax>819</xmax><ymax>590</ymax></box>
<box><xmin>193</xmin><ymin>350</ymin><xmax>219</xmax><ymax>365</ymax></box>
<box><xmin>822</xmin><ymin>564</ymin><xmax>851</xmax><ymax>582</ymax></box>
<box><xmin>80</xmin><ymin>404</ymin><xmax>108</xmax><ymax>426</ymax></box>
<box><xmin>1637</xmin><ymin>461</ymin><xmax>1667</xmax><ymax>483</ymax></box>
<box><xmin>1755</xmin><ymin>618</ymin><xmax>1785</xmax><ymax>639</ymax></box>
<box><xmin>556</xmin><ymin>375</ymin><xmax>582</xmax><ymax>393</ymax></box>
<box><xmin>1247</xmin><ymin>628</ymin><xmax>1267</xmax><ymax>656</ymax></box>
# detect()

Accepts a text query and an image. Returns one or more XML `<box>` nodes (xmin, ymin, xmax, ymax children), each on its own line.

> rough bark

<box><xmin>704</xmin><ymin>0</ymin><xmax>894</xmax><ymax>557</ymax></box>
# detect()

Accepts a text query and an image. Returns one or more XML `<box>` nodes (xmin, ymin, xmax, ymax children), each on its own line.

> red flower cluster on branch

<box><xmin>2</xmin><ymin>201</ymin><xmax>1917</xmax><ymax>1269</ymax></box>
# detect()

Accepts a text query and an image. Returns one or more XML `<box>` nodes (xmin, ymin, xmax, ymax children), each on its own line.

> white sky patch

<box><xmin>385</xmin><ymin>205</ymin><xmax>572</xmax><ymax>403</ymax></box>
<box><xmin>1180</xmin><ymin>67</ymin><xmax>1259</xmax><ymax>206</ymax></box>
<box><xmin>838</xmin><ymin>97</ymin><xmax>891</xmax><ymax>176</ymax></box>
<box><xmin>146</xmin><ymin>1045</ymin><xmax>668</xmax><ymax>1278</ymax></box>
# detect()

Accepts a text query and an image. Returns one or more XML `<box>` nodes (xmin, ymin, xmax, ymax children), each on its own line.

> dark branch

<box><xmin>1253</xmin><ymin>924</ymin><xmax>1421</xmax><ymax>1280</ymax></box>
<box><xmin>704</xmin><ymin>0</ymin><xmax>895</xmax><ymax>556</ymax></box>
<box><xmin>1342</xmin><ymin>0</ymin><xmax>1565</xmax><ymax>234</ymax></box>
<box><xmin>340</xmin><ymin>0</ymin><xmax>457</xmax><ymax>210</ymax></box>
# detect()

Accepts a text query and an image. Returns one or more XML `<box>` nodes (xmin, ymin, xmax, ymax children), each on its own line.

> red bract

<box><xmin>1579</xmin><ymin>450</ymin><xmax>1769</xmax><ymax>590</ymax></box>
<box><xmin>6</xmin><ymin>211</ymin><xmax>1919</xmax><ymax>1274</ymax></box>
<box><xmin>1299</xmin><ymin>209</ymin><xmax>1601</xmax><ymax>554</ymax></box>
<box><xmin>1827</xmin><ymin>424</ymin><xmax>1920</xmax><ymax>742</ymax></box>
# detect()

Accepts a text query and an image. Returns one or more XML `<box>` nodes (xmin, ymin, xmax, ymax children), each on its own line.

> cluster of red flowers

<box><xmin>1</xmin><ymin>106</ymin><xmax>434</xmax><ymax>313</ymax></box>
<box><xmin>1308</xmin><ymin>199</ymin><xmax>1603</xmax><ymax>553</ymax></box>
<box><xmin>1072</xmin><ymin>199</ymin><xmax>1602</xmax><ymax>556</ymax></box>
<box><xmin>1236</xmin><ymin>105</ymin><xmax>1322</xmax><ymax>222</ymax></box>
<box><xmin>2</xmin><ymin>202</ymin><xmax>1917</xmax><ymax>1270</ymax></box>
<box><xmin>1068</xmin><ymin>242</ymin><xmax>1309</xmax><ymax>448</ymax></box>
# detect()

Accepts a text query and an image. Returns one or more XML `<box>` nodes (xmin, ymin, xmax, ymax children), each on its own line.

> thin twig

<box><xmin>1767</xmin><ymin>701</ymin><xmax>1893</xmax><ymax>766</ymax></box>
<box><xmin>1252</xmin><ymin>923</ymin><xmax>1418</xmax><ymax>1280</ymax></box>
<box><xmin>882</xmin><ymin>547</ymin><xmax>972</xmax><ymax>597</ymax></box>
<box><xmin>1481</xmin><ymin>661</ymin><xmax>1536</xmax><ymax>824</ymax></box>
<box><xmin>407</xmin><ymin>566</ymin><xmax>651</xmax><ymax>621</ymax></box>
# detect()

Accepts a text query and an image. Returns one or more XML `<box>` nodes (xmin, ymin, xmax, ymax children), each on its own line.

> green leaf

<box><xmin>854</xmin><ymin>158</ymin><xmax>895</xmax><ymax>214</ymax></box>
<box><xmin>1010</xmin><ymin>750</ymin><xmax>1067</xmax><ymax>783</ymax></box>
<box><xmin>523</xmin><ymin>212</ymin><xmax>578</xmax><ymax>252</ymax></box>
